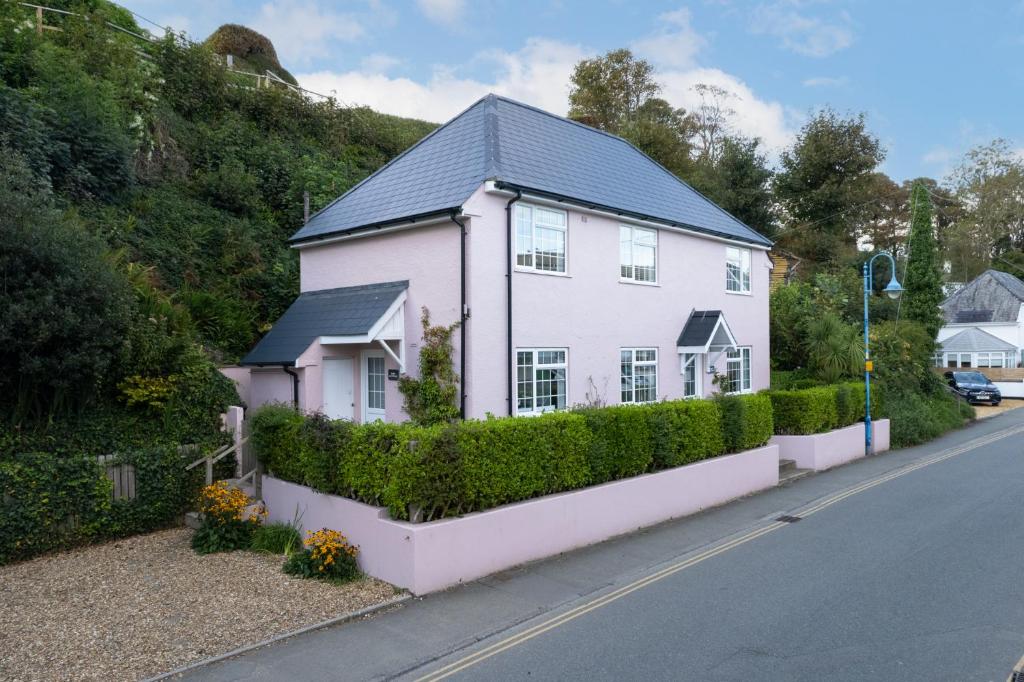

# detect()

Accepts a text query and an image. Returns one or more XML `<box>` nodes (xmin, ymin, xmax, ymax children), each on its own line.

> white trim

<box><xmin>725</xmin><ymin>346</ymin><xmax>752</xmax><ymax>395</ymax></box>
<box><xmin>619</xmin><ymin>224</ymin><xmax>658</xmax><ymax>285</ymax></box>
<box><xmin>514</xmin><ymin>203</ymin><xmax>569</xmax><ymax>275</ymax></box>
<box><xmin>515</xmin><ymin>347</ymin><xmax>569</xmax><ymax>415</ymax></box>
<box><xmin>620</xmin><ymin>347</ymin><xmax>659</xmax><ymax>404</ymax></box>
<box><xmin>680</xmin><ymin>352</ymin><xmax>703</xmax><ymax>398</ymax></box>
<box><xmin>319</xmin><ymin>291</ymin><xmax>407</xmax><ymax>372</ymax></box>
<box><xmin>360</xmin><ymin>350</ymin><xmax>387</xmax><ymax>423</ymax></box>
<box><xmin>290</xmin><ymin>215</ymin><xmax>456</xmax><ymax>250</ymax></box>
<box><xmin>726</xmin><ymin>246</ymin><xmax>752</xmax><ymax>294</ymax></box>
<box><xmin>484</xmin><ymin>182</ymin><xmax>772</xmax><ymax>251</ymax></box>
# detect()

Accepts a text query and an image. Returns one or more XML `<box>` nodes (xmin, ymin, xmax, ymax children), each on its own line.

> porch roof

<box><xmin>939</xmin><ymin>327</ymin><xmax>1016</xmax><ymax>354</ymax></box>
<box><xmin>240</xmin><ymin>280</ymin><xmax>408</xmax><ymax>366</ymax></box>
<box><xmin>676</xmin><ymin>310</ymin><xmax>738</xmax><ymax>354</ymax></box>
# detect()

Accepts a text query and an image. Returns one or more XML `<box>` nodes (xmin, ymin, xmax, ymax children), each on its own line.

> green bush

<box><xmin>645</xmin><ymin>400</ymin><xmax>724</xmax><ymax>468</ymax></box>
<box><xmin>282</xmin><ymin>528</ymin><xmax>359</xmax><ymax>582</ymax></box>
<box><xmin>250</xmin><ymin>521</ymin><xmax>301</xmax><ymax>555</ymax></box>
<box><xmin>0</xmin><ymin>445</ymin><xmax>202</xmax><ymax>564</ymax></box>
<box><xmin>880</xmin><ymin>382</ymin><xmax>974</xmax><ymax>448</ymax></box>
<box><xmin>298</xmin><ymin>413</ymin><xmax>354</xmax><ymax>493</ymax></box>
<box><xmin>716</xmin><ymin>393</ymin><xmax>774</xmax><ymax>452</ymax></box>
<box><xmin>768</xmin><ymin>387</ymin><xmax>839</xmax><ymax>435</ymax></box>
<box><xmin>250</xmin><ymin>403</ymin><xmax>305</xmax><ymax>482</ymax></box>
<box><xmin>835</xmin><ymin>382</ymin><xmax>866</xmax><ymax>427</ymax></box>
<box><xmin>577</xmin><ymin>405</ymin><xmax>654</xmax><ymax>484</ymax></box>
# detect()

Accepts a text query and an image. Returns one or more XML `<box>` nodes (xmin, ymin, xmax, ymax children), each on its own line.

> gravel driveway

<box><xmin>0</xmin><ymin>528</ymin><xmax>401</xmax><ymax>681</ymax></box>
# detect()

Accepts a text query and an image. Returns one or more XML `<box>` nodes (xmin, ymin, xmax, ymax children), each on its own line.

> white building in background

<box><xmin>936</xmin><ymin>269</ymin><xmax>1024</xmax><ymax>369</ymax></box>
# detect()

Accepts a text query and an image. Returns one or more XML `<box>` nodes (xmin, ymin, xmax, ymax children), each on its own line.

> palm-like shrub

<box><xmin>803</xmin><ymin>313</ymin><xmax>861</xmax><ymax>384</ymax></box>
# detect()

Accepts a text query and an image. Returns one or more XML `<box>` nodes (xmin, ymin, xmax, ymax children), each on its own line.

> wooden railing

<box><xmin>185</xmin><ymin>436</ymin><xmax>249</xmax><ymax>486</ymax></box>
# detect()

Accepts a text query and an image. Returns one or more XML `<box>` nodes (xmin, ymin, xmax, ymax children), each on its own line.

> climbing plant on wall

<box><xmin>398</xmin><ymin>307</ymin><xmax>460</xmax><ymax>425</ymax></box>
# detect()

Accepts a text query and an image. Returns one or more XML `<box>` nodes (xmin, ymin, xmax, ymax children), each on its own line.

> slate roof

<box><xmin>941</xmin><ymin>269</ymin><xmax>1024</xmax><ymax>324</ymax></box>
<box><xmin>939</xmin><ymin>327</ymin><xmax>1017</xmax><ymax>353</ymax></box>
<box><xmin>241</xmin><ymin>281</ymin><xmax>407</xmax><ymax>366</ymax></box>
<box><xmin>677</xmin><ymin>310</ymin><xmax>722</xmax><ymax>348</ymax></box>
<box><xmin>290</xmin><ymin>94</ymin><xmax>772</xmax><ymax>247</ymax></box>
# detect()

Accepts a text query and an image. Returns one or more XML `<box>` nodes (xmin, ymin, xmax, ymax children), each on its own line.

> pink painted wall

<box><xmin>249</xmin><ymin>368</ymin><xmax>297</xmax><ymax>409</ymax></box>
<box><xmin>770</xmin><ymin>419</ymin><xmax>890</xmax><ymax>471</ymax></box>
<box><xmin>218</xmin><ymin>366</ymin><xmax>251</xmax><ymax>407</ymax></box>
<box><xmin>263</xmin><ymin>443</ymin><xmax>780</xmax><ymax>595</ymax></box>
<box><xmin>294</xmin><ymin>222</ymin><xmax>462</xmax><ymax>420</ymax></box>
<box><xmin>462</xmin><ymin>188</ymin><xmax>772</xmax><ymax>417</ymax></box>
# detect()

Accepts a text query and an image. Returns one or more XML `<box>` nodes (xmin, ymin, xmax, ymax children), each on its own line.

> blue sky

<box><xmin>118</xmin><ymin>0</ymin><xmax>1024</xmax><ymax>182</ymax></box>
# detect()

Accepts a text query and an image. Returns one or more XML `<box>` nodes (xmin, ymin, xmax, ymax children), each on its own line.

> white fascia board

<box><xmin>485</xmin><ymin>181</ymin><xmax>771</xmax><ymax>252</ymax></box>
<box><xmin>291</xmin><ymin>215</ymin><xmax>457</xmax><ymax>250</ymax></box>
<box><xmin>366</xmin><ymin>290</ymin><xmax>408</xmax><ymax>341</ymax></box>
<box><xmin>319</xmin><ymin>334</ymin><xmax>371</xmax><ymax>345</ymax></box>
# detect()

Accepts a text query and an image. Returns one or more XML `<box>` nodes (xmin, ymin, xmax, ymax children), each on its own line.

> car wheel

<box><xmin>993</xmin><ymin>401</ymin><xmax>1001</xmax><ymax>406</ymax></box>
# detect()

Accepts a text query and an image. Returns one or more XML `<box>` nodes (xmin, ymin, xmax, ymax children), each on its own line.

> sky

<box><xmin>117</xmin><ymin>0</ymin><xmax>1024</xmax><ymax>183</ymax></box>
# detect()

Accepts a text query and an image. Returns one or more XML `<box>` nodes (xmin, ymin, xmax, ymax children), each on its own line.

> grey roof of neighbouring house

<box><xmin>677</xmin><ymin>310</ymin><xmax>723</xmax><ymax>347</ymax></box>
<box><xmin>941</xmin><ymin>269</ymin><xmax>1024</xmax><ymax>324</ymax></box>
<box><xmin>290</xmin><ymin>94</ymin><xmax>772</xmax><ymax>247</ymax></box>
<box><xmin>240</xmin><ymin>281</ymin><xmax>407</xmax><ymax>366</ymax></box>
<box><xmin>939</xmin><ymin>327</ymin><xmax>1017</xmax><ymax>353</ymax></box>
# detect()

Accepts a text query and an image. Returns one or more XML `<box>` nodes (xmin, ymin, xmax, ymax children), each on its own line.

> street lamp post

<box><xmin>863</xmin><ymin>251</ymin><xmax>903</xmax><ymax>457</ymax></box>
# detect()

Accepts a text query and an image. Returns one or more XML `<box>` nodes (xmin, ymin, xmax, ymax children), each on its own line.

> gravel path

<box><xmin>0</xmin><ymin>528</ymin><xmax>401</xmax><ymax>681</ymax></box>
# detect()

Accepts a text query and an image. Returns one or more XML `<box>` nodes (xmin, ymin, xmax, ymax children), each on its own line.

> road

<box><xmin>188</xmin><ymin>408</ymin><xmax>1024</xmax><ymax>682</ymax></box>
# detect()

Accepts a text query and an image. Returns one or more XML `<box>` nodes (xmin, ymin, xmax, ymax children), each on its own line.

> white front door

<box><xmin>322</xmin><ymin>358</ymin><xmax>354</xmax><ymax>420</ymax></box>
<box><xmin>361</xmin><ymin>351</ymin><xmax>387</xmax><ymax>423</ymax></box>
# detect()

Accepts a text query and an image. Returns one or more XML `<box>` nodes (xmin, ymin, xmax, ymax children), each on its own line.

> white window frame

<box><xmin>619</xmin><ymin>225</ymin><xmax>658</xmax><ymax>285</ymax></box>
<box><xmin>976</xmin><ymin>352</ymin><xmax>1006</xmax><ymax>368</ymax></box>
<box><xmin>516</xmin><ymin>348</ymin><xmax>568</xmax><ymax>415</ymax></box>
<box><xmin>620</xmin><ymin>348</ymin><xmax>659</xmax><ymax>404</ymax></box>
<box><xmin>360</xmin><ymin>350</ymin><xmax>387</xmax><ymax>423</ymax></box>
<box><xmin>726</xmin><ymin>247</ymin><xmax>751</xmax><ymax>294</ymax></box>
<box><xmin>515</xmin><ymin>204</ymin><xmax>568</xmax><ymax>275</ymax></box>
<box><xmin>725</xmin><ymin>347</ymin><xmax>752</xmax><ymax>394</ymax></box>
<box><xmin>681</xmin><ymin>353</ymin><xmax>701</xmax><ymax>398</ymax></box>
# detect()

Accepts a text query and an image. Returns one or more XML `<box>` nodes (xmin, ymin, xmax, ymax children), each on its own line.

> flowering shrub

<box><xmin>191</xmin><ymin>481</ymin><xmax>264</xmax><ymax>554</ymax></box>
<box><xmin>283</xmin><ymin>528</ymin><xmax>359</xmax><ymax>582</ymax></box>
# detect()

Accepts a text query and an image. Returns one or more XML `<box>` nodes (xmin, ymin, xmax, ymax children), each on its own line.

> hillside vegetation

<box><xmin>0</xmin><ymin>0</ymin><xmax>435</xmax><ymax>448</ymax></box>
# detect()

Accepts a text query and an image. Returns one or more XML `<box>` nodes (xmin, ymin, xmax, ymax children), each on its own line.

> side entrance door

<box><xmin>322</xmin><ymin>357</ymin><xmax>354</xmax><ymax>421</ymax></box>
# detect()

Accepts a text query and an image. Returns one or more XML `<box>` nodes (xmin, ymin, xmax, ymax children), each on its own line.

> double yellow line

<box><xmin>415</xmin><ymin>423</ymin><xmax>1024</xmax><ymax>682</ymax></box>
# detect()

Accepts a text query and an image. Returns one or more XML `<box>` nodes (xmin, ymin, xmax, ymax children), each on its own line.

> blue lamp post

<box><xmin>863</xmin><ymin>251</ymin><xmax>903</xmax><ymax>456</ymax></box>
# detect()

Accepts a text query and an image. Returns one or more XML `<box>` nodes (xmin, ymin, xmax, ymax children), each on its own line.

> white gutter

<box><xmin>484</xmin><ymin>181</ymin><xmax>772</xmax><ymax>252</ymax></box>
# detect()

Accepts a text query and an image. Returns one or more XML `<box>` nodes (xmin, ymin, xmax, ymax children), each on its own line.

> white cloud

<box><xmin>750</xmin><ymin>2</ymin><xmax>854</xmax><ymax>57</ymax></box>
<box><xmin>631</xmin><ymin>8</ymin><xmax>707</xmax><ymax>70</ymax></box>
<box><xmin>297</xmin><ymin>8</ymin><xmax>796</xmax><ymax>156</ymax></box>
<box><xmin>416</xmin><ymin>0</ymin><xmax>465</xmax><ymax>27</ymax></box>
<box><xmin>360</xmin><ymin>53</ymin><xmax>402</xmax><ymax>74</ymax></box>
<box><xmin>802</xmin><ymin>75</ymin><xmax>848</xmax><ymax>87</ymax></box>
<box><xmin>250</xmin><ymin>1</ymin><xmax>364</xmax><ymax>66</ymax></box>
<box><xmin>297</xmin><ymin>38</ymin><xmax>585</xmax><ymax>121</ymax></box>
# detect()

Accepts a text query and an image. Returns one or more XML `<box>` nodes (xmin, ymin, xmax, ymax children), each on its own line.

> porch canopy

<box><xmin>676</xmin><ymin>310</ymin><xmax>737</xmax><ymax>355</ymax></box>
<box><xmin>241</xmin><ymin>280</ymin><xmax>408</xmax><ymax>370</ymax></box>
<box><xmin>940</xmin><ymin>327</ymin><xmax>1016</xmax><ymax>355</ymax></box>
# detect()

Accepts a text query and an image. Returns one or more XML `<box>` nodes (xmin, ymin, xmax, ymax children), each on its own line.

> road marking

<box><xmin>415</xmin><ymin>422</ymin><xmax>1024</xmax><ymax>682</ymax></box>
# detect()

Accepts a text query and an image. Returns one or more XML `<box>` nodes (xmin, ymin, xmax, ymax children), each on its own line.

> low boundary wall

<box><xmin>770</xmin><ymin>419</ymin><xmax>890</xmax><ymax>472</ymax></box>
<box><xmin>263</xmin><ymin>444</ymin><xmax>780</xmax><ymax>595</ymax></box>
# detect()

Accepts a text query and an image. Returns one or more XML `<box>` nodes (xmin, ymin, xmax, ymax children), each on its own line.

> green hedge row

<box><xmin>0</xmin><ymin>446</ymin><xmax>213</xmax><ymax>564</ymax></box>
<box><xmin>767</xmin><ymin>382</ymin><xmax>866</xmax><ymax>435</ymax></box>
<box><xmin>253</xmin><ymin>394</ymin><xmax>774</xmax><ymax>522</ymax></box>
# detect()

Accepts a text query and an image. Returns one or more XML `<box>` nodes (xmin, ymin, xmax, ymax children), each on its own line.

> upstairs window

<box><xmin>516</xmin><ymin>205</ymin><xmax>567</xmax><ymax>273</ymax></box>
<box><xmin>726</xmin><ymin>247</ymin><xmax>751</xmax><ymax>293</ymax></box>
<box><xmin>620</xmin><ymin>226</ymin><xmax>657</xmax><ymax>283</ymax></box>
<box><xmin>620</xmin><ymin>348</ymin><xmax>658</xmax><ymax>403</ymax></box>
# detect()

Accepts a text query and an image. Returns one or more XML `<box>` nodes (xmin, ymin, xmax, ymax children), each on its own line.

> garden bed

<box><xmin>0</xmin><ymin>528</ymin><xmax>400</xmax><ymax>681</ymax></box>
<box><xmin>263</xmin><ymin>443</ymin><xmax>780</xmax><ymax>595</ymax></box>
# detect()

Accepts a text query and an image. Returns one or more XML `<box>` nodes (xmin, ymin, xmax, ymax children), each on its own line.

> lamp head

<box><xmin>884</xmin><ymin>277</ymin><xmax>903</xmax><ymax>300</ymax></box>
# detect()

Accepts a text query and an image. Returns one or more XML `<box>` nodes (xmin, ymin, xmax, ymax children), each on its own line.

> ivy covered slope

<box><xmin>0</xmin><ymin>0</ymin><xmax>435</xmax><ymax>451</ymax></box>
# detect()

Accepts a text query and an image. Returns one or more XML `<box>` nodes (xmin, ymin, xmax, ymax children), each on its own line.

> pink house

<box><xmin>242</xmin><ymin>94</ymin><xmax>773</xmax><ymax>422</ymax></box>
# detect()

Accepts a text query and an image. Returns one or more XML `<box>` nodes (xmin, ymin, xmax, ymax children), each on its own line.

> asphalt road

<box><xmin>188</xmin><ymin>409</ymin><xmax>1024</xmax><ymax>682</ymax></box>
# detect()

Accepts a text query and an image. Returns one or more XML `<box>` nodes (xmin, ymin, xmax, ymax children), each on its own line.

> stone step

<box><xmin>779</xmin><ymin>466</ymin><xmax>813</xmax><ymax>485</ymax></box>
<box><xmin>779</xmin><ymin>458</ymin><xmax>797</xmax><ymax>473</ymax></box>
<box><xmin>224</xmin><ymin>478</ymin><xmax>258</xmax><ymax>500</ymax></box>
<box><xmin>184</xmin><ymin>511</ymin><xmax>202</xmax><ymax>530</ymax></box>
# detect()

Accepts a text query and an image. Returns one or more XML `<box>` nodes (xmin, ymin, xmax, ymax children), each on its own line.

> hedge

<box><xmin>0</xmin><ymin>446</ymin><xmax>207</xmax><ymax>564</ymax></box>
<box><xmin>768</xmin><ymin>382</ymin><xmax>866</xmax><ymax>435</ymax></box>
<box><xmin>253</xmin><ymin>392</ymin><xmax>776</xmax><ymax>522</ymax></box>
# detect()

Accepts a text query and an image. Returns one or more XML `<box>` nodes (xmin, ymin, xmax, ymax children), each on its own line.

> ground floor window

<box><xmin>517</xmin><ymin>348</ymin><xmax>567</xmax><ymax>414</ymax></box>
<box><xmin>936</xmin><ymin>351</ymin><xmax>1010</xmax><ymax>369</ymax></box>
<box><xmin>682</xmin><ymin>353</ymin><xmax>699</xmax><ymax>398</ymax></box>
<box><xmin>620</xmin><ymin>348</ymin><xmax>658</xmax><ymax>403</ymax></box>
<box><xmin>366</xmin><ymin>356</ymin><xmax>386</xmax><ymax>410</ymax></box>
<box><xmin>726</xmin><ymin>347</ymin><xmax>751</xmax><ymax>394</ymax></box>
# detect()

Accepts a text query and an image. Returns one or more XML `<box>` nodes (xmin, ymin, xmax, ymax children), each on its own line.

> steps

<box><xmin>778</xmin><ymin>458</ymin><xmax>812</xmax><ymax>485</ymax></box>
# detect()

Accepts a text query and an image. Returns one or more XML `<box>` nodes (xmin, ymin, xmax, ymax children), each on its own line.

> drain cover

<box><xmin>776</xmin><ymin>515</ymin><xmax>802</xmax><ymax>523</ymax></box>
<box><xmin>1011</xmin><ymin>671</ymin><xmax>1024</xmax><ymax>682</ymax></box>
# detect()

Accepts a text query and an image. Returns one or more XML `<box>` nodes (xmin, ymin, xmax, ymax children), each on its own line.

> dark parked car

<box><xmin>944</xmin><ymin>371</ymin><xmax>1001</xmax><ymax>405</ymax></box>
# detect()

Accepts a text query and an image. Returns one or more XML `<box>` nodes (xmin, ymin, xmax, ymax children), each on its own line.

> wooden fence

<box><xmin>934</xmin><ymin>367</ymin><xmax>1024</xmax><ymax>382</ymax></box>
<box><xmin>96</xmin><ymin>454</ymin><xmax>136</xmax><ymax>501</ymax></box>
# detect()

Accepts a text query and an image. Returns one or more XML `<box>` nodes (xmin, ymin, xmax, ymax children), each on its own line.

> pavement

<box><xmin>187</xmin><ymin>410</ymin><xmax>1024</xmax><ymax>682</ymax></box>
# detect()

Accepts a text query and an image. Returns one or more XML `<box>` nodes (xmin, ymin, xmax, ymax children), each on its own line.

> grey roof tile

<box><xmin>290</xmin><ymin>94</ymin><xmax>771</xmax><ymax>247</ymax></box>
<box><xmin>677</xmin><ymin>310</ymin><xmax>722</xmax><ymax>347</ymax></box>
<box><xmin>939</xmin><ymin>327</ymin><xmax>1017</xmax><ymax>353</ymax></box>
<box><xmin>241</xmin><ymin>281</ymin><xmax>407</xmax><ymax>366</ymax></box>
